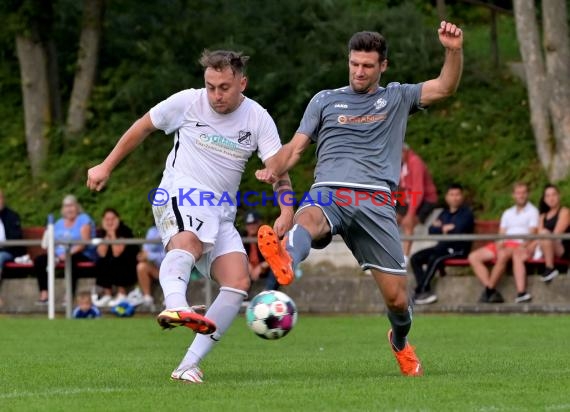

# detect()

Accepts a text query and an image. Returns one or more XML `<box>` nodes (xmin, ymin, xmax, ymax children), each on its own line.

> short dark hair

<box><xmin>447</xmin><ymin>183</ymin><xmax>464</xmax><ymax>192</ymax></box>
<box><xmin>348</xmin><ymin>31</ymin><xmax>388</xmax><ymax>62</ymax></box>
<box><xmin>199</xmin><ymin>50</ymin><xmax>249</xmax><ymax>75</ymax></box>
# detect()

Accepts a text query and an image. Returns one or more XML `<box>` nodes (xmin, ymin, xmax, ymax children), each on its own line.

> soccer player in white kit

<box><xmin>87</xmin><ymin>50</ymin><xmax>294</xmax><ymax>383</ymax></box>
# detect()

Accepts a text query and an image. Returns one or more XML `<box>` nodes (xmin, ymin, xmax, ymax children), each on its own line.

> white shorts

<box><xmin>152</xmin><ymin>196</ymin><xmax>245</xmax><ymax>279</ymax></box>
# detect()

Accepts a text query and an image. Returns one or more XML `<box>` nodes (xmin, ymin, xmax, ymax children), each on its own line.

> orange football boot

<box><xmin>388</xmin><ymin>329</ymin><xmax>423</xmax><ymax>376</ymax></box>
<box><xmin>157</xmin><ymin>308</ymin><xmax>217</xmax><ymax>334</ymax></box>
<box><xmin>257</xmin><ymin>225</ymin><xmax>294</xmax><ymax>285</ymax></box>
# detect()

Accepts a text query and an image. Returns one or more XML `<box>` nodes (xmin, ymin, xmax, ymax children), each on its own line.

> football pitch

<box><xmin>1</xmin><ymin>314</ymin><xmax>569</xmax><ymax>412</ymax></box>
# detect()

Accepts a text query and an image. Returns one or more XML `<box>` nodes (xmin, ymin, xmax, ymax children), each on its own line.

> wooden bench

<box><xmin>442</xmin><ymin>220</ymin><xmax>570</xmax><ymax>271</ymax></box>
<box><xmin>2</xmin><ymin>227</ymin><xmax>95</xmax><ymax>278</ymax></box>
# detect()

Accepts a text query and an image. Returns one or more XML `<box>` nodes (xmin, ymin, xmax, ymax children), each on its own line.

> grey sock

<box><xmin>388</xmin><ymin>306</ymin><xmax>412</xmax><ymax>351</ymax></box>
<box><xmin>285</xmin><ymin>224</ymin><xmax>312</xmax><ymax>268</ymax></box>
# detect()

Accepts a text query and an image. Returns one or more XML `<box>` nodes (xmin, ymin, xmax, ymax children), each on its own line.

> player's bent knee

<box><xmin>166</xmin><ymin>231</ymin><xmax>204</xmax><ymax>260</ymax></box>
<box><xmin>219</xmin><ymin>274</ymin><xmax>250</xmax><ymax>292</ymax></box>
<box><xmin>385</xmin><ymin>299</ymin><xmax>408</xmax><ymax>312</ymax></box>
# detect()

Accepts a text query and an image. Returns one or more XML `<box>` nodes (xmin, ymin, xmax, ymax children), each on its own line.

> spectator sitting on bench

<box><xmin>92</xmin><ymin>208</ymin><xmax>139</xmax><ymax>307</ymax></box>
<box><xmin>411</xmin><ymin>183</ymin><xmax>474</xmax><ymax>305</ymax></box>
<box><xmin>0</xmin><ymin>189</ymin><xmax>25</xmax><ymax>280</ymax></box>
<box><xmin>468</xmin><ymin>182</ymin><xmax>539</xmax><ymax>303</ymax></box>
<box><xmin>512</xmin><ymin>184</ymin><xmax>569</xmax><ymax>293</ymax></box>
<box><xmin>34</xmin><ymin>194</ymin><xmax>97</xmax><ymax>305</ymax></box>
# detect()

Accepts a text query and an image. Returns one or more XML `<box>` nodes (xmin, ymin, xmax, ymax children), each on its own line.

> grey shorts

<box><xmin>297</xmin><ymin>186</ymin><xmax>406</xmax><ymax>274</ymax></box>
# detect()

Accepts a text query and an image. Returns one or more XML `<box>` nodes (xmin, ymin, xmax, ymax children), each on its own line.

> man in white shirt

<box><xmin>87</xmin><ymin>50</ymin><xmax>293</xmax><ymax>383</ymax></box>
<box><xmin>468</xmin><ymin>182</ymin><xmax>539</xmax><ymax>303</ymax></box>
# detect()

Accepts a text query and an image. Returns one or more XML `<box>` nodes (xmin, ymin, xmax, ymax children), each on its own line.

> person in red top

<box><xmin>397</xmin><ymin>144</ymin><xmax>438</xmax><ymax>260</ymax></box>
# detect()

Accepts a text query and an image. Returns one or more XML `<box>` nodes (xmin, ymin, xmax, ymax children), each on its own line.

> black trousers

<box><xmin>410</xmin><ymin>245</ymin><xmax>467</xmax><ymax>294</ymax></box>
<box><xmin>34</xmin><ymin>253</ymin><xmax>93</xmax><ymax>294</ymax></box>
<box><xmin>95</xmin><ymin>254</ymin><xmax>137</xmax><ymax>290</ymax></box>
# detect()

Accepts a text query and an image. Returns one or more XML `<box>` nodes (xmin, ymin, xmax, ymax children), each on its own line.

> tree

<box><xmin>513</xmin><ymin>0</ymin><xmax>570</xmax><ymax>182</ymax></box>
<box><xmin>66</xmin><ymin>0</ymin><xmax>105</xmax><ymax>136</ymax></box>
<box><xmin>14</xmin><ymin>0</ymin><xmax>55</xmax><ymax>178</ymax></box>
<box><xmin>11</xmin><ymin>0</ymin><xmax>105</xmax><ymax>177</ymax></box>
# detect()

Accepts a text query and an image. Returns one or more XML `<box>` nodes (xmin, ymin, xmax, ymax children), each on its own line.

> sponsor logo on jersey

<box><xmin>334</xmin><ymin>103</ymin><xmax>348</xmax><ymax>109</ymax></box>
<box><xmin>337</xmin><ymin>113</ymin><xmax>386</xmax><ymax>124</ymax></box>
<box><xmin>197</xmin><ymin>133</ymin><xmax>249</xmax><ymax>159</ymax></box>
<box><xmin>374</xmin><ymin>98</ymin><xmax>387</xmax><ymax>110</ymax></box>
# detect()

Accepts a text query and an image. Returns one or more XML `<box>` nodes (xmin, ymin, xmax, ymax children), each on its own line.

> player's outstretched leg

<box><xmin>156</xmin><ymin>249</ymin><xmax>216</xmax><ymax>334</ymax></box>
<box><xmin>258</xmin><ymin>224</ymin><xmax>312</xmax><ymax>286</ymax></box>
<box><xmin>258</xmin><ymin>225</ymin><xmax>294</xmax><ymax>285</ymax></box>
<box><xmin>157</xmin><ymin>307</ymin><xmax>217</xmax><ymax>334</ymax></box>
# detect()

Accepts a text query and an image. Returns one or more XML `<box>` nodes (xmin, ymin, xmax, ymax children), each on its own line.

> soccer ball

<box><xmin>111</xmin><ymin>301</ymin><xmax>135</xmax><ymax>317</ymax></box>
<box><xmin>245</xmin><ymin>290</ymin><xmax>297</xmax><ymax>340</ymax></box>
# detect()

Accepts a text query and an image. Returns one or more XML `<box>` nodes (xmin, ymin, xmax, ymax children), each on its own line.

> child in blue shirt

<box><xmin>73</xmin><ymin>291</ymin><xmax>101</xmax><ymax>319</ymax></box>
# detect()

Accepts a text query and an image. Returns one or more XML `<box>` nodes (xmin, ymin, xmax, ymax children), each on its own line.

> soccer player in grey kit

<box><xmin>256</xmin><ymin>21</ymin><xmax>463</xmax><ymax>376</ymax></box>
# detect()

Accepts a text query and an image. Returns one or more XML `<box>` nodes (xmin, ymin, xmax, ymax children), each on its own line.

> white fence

<box><xmin>2</xmin><ymin>231</ymin><xmax>570</xmax><ymax>319</ymax></box>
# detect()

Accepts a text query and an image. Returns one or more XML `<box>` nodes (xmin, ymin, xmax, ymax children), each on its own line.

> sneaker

<box><xmin>478</xmin><ymin>289</ymin><xmax>490</xmax><ymax>303</ymax></box>
<box><xmin>257</xmin><ymin>225</ymin><xmax>294</xmax><ymax>285</ymax></box>
<box><xmin>414</xmin><ymin>292</ymin><xmax>438</xmax><ymax>305</ymax></box>
<box><xmin>34</xmin><ymin>299</ymin><xmax>48</xmax><ymax>306</ymax></box>
<box><xmin>108</xmin><ymin>293</ymin><xmax>127</xmax><ymax>307</ymax></box>
<box><xmin>171</xmin><ymin>365</ymin><xmax>204</xmax><ymax>383</ymax></box>
<box><xmin>387</xmin><ymin>329</ymin><xmax>423</xmax><ymax>376</ymax></box>
<box><xmin>157</xmin><ymin>307</ymin><xmax>216</xmax><ymax>334</ymax></box>
<box><xmin>515</xmin><ymin>292</ymin><xmax>532</xmax><ymax>303</ymax></box>
<box><xmin>142</xmin><ymin>295</ymin><xmax>155</xmax><ymax>306</ymax></box>
<box><xmin>541</xmin><ymin>268</ymin><xmax>559</xmax><ymax>283</ymax></box>
<box><xmin>93</xmin><ymin>295</ymin><xmax>112</xmax><ymax>307</ymax></box>
<box><xmin>127</xmin><ymin>288</ymin><xmax>144</xmax><ymax>306</ymax></box>
<box><xmin>487</xmin><ymin>290</ymin><xmax>504</xmax><ymax>303</ymax></box>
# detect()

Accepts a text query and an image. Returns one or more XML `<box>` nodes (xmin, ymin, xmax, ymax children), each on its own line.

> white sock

<box><xmin>159</xmin><ymin>249</ymin><xmax>195</xmax><ymax>309</ymax></box>
<box><xmin>179</xmin><ymin>286</ymin><xmax>247</xmax><ymax>368</ymax></box>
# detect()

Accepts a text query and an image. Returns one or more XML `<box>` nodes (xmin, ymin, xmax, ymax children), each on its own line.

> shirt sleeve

<box><xmin>297</xmin><ymin>92</ymin><xmax>324</xmax><ymax>143</ymax></box>
<box><xmin>428</xmin><ymin>210</ymin><xmax>446</xmax><ymax>234</ymax></box>
<box><xmin>149</xmin><ymin>89</ymin><xmax>197</xmax><ymax>134</ymax></box>
<box><xmin>389</xmin><ymin>83</ymin><xmax>423</xmax><ymax>114</ymax></box>
<box><xmin>450</xmin><ymin>208</ymin><xmax>475</xmax><ymax>234</ymax></box>
<box><xmin>256</xmin><ymin>109</ymin><xmax>282</xmax><ymax>162</ymax></box>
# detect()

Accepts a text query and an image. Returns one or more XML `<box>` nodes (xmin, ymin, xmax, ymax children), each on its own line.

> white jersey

<box><xmin>149</xmin><ymin>88</ymin><xmax>281</xmax><ymax>211</ymax></box>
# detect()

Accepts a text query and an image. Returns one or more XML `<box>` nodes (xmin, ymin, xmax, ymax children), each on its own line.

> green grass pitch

<box><xmin>1</xmin><ymin>314</ymin><xmax>569</xmax><ymax>411</ymax></box>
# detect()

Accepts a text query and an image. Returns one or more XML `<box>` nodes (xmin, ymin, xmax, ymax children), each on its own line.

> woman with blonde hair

<box><xmin>33</xmin><ymin>195</ymin><xmax>96</xmax><ymax>304</ymax></box>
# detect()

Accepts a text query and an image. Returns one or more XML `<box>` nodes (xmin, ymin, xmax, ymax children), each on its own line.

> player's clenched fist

<box><xmin>438</xmin><ymin>21</ymin><xmax>463</xmax><ymax>50</ymax></box>
<box><xmin>86</xmin><ymin>164</ymin><xmax>110</xmax><ymax>191</ymax></box>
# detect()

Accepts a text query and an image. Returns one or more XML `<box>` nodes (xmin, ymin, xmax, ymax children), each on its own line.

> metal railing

<box><xmin>2</xmin><ymin>231</ymin><xmax>570</xmax><ymax>319</ymax></box>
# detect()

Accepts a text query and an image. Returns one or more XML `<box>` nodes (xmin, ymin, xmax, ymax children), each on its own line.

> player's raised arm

<box><xmin>87</xmin><ymin>112</ymin><xmax>157</xmax><ymax>191</ymax></box>
<box><xmin>256</xmin><ymin>132</ymin><xmax>311</xmax><ymax>184</ymax></box>
<box><xmin>420</xmin><ymin>21</ymin><xmax>463</xmax><ymax>107</ymax></box>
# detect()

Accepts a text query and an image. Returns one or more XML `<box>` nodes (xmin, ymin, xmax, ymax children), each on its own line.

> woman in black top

<box><xmin>537</xmin><ymin>184</ymin><xmax>570</xmax><ymax>282</ymax></box>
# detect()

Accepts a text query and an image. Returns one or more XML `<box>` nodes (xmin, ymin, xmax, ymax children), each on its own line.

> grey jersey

<box><xmin>297</xmin><ymin>82</ymin><xmax>423</xmax><ymax>192</ymax></box>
